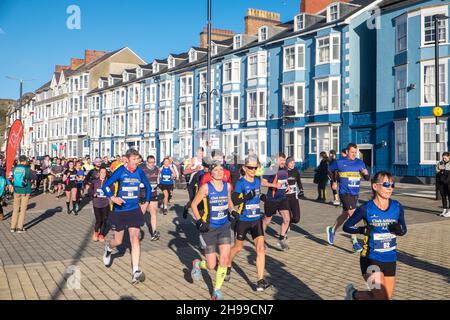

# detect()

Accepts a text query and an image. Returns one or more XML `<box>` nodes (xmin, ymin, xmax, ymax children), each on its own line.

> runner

<box><xmin>168</xmin><ymin>156</ymin><xmax>179</xmax><ymax>203</ymax></box>
<box><xmin>42</xmin><ymin>155</ymin><xmax>53</xmax><ymax>193</ymax></box>
<box><xmin>88</xmin><ymin>166</ymin><xmax>110</xmax><ymax>242</ymax></box>
<box><xmin>190</xmin><ymin>161</ymin><xmax>237</xmax><ymax>300</ymax></box>
<box><xmin>139</xmin><ymin>155</ymin><xmax>160</xmax><ymax>241</ymax></box>
<box><xmin>328</xmin><ymin>150</ymin><xmax>341</xmax><ymax>206</ymax></box>
<box><xmin>33</xmin><ymin>159</ymin><xmax>43</xmax><ymax>194</ymax></box>
<box><xmin>227</xmin><ymin>155</ymin><xmax>271</xmax><ymax>291</ymax></box>
<box><xmin>102</xmin><ymin>149</ymin><xmax>151</xmax><ymax>284</ymax></box>
<box><xmin>261</xmin><ymin>153</ymin><xmax>291</xmax><ymax>251</ymax></box>
<box><xmin>75</xmin><ymin>161</ymin><xmax>86</xmax><ymax>212</ymax></box>
<box><xmin>286</xmin><ymin>157</ymin><xmax>304</xmax><ymax>226</ymax></box>
<box><xmin>158</xmin><ymin>157</ymin><xmax>176</xmax><ymax>215</ymax></box>
<box><xmin>51</xmin><ymin>158</ymin><xmax>65</xmax><ymax>198</ymax></box>
<box><xmin>343</xmin><ymin>171</ymin><xmax>407</xmax><ymax>300</ymax></box>
<box><xmin>326</xmin><ymin>143</ymin><xmax>370</xmax><ymax>252</ymax></box>
<box><xmin>182</xmin><ymin>148</ymin><xmax>205</xmax><ymax>219</ymax></box>
<box><xmin>84</xmin><ymin>157</ymin><xmax>102</xmax><ymax>193</ymax></box>
<box><xmin>63</xmin><ymin>160</ymin><xmax>79</xmax><ymax>215</ymax></box>
<box><xmin>199</xmin><ymin>150</ymin><xmax>232</xmax><ymax>186</ymax></box>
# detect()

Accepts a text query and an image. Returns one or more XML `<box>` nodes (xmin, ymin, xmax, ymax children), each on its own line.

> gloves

<box><xmin>196</xmin><ymin>219</ymin><xmax>209</xmax><ymax>233</ymax></box>
<box><xmin>260</xmin><ymin>194</ymin><xmax>267</xmax><ymax>203</ymax></box>
<box><xmin>244</xmin><ymin>190</ymin><xmax>256</xmax><ymax>201</ymax></box>
<box><xmin>228</xmin><ymin>210</ymin><xmax>240</xmax><ymax>222</ymax></box>
<box><xmin>388</xmin><ymin>222</ymin><xmax>404</xmax><ymax>236</ymax></box>
<box><xmin>357</xmin><ymin>224</ymin><xmax>374</xmax><ymax>235</ymax></box>
<box><xmin>297</xmin><ymin>190</ymin><xmax>305</xmax><ymax>198</ymax></box>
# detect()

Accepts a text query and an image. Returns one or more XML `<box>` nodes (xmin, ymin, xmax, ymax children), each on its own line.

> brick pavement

<box><xmin>0</xmin><ymin>186</ymin><xmax>449</xmax><ymax>300</ymax></box>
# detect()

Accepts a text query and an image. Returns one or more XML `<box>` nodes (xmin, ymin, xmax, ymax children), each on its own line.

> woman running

<box><xmin>89</xmin><ymin>166</ymin><xmax>110</xmax><ymax>242</ymax></box>
<box><xmin>190</xmin><ymin>161</ymin><xmax>238</xmax><ymax>300</ymax></box>
<box><xmin>343</xmin><ymin>171</ymin><xmax>407</xmax><ymax>300</ymax></box>
<box><xmin>75</xmin><ymin>161</ymin><xmax>85</xmax><ymax>212</ymax></box>
<box><xmin>63</xmin><ymin>160</ymin><xmax>79</xmax><ymax>215</ymax></box>
<box><xmin>158</xmin><ymin>157</ymin><xmax>176</xmax><ymax>215</ymax></box>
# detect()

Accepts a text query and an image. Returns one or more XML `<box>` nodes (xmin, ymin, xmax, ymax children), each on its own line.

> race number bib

<box><xmin>245</xmin><ymin>203</ymin><xmax>260</xmax><ymax>218</ymax></box>
<box><xmin>96</xmin><ymin>189</ymin><xmax>106</xmax><ymax>198</ymax></box>
<box><xmin>348</xmin><ymin>177</ymin><xmax>360</xmax><ymax>188</ymax></box>
<box><xmin>278</xmin><ymin>179</ymin><xmax>288</xmax><ymax>190</ymax></box>
<box><xmin>211</xmin><ymin>204</ymin><xmax>228</xmax><ymax>221</ymax></box>
<box><xmin>162</xmin><ymin>175</ymin><xmax>171</xmax><ymax>182</ymax></box>
<box><xmin>122</xmin><ymin>186</ymin><xmax>139</xmax><ymax>199</ymax></box>
<box><xmin>373</xmin><ymin>233</ymin><xmax>397</xmax><ymax>253</ymax></box>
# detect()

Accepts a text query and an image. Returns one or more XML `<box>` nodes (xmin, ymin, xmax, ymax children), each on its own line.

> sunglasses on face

<box><xmin>246</xmin><ymin>166</ymin><xmax>258</xmax><ymax>170</ymax></box>
<box><xmin>378</xmin><ymin>182</ymin><xmax>395</xmax><ymax>189</ymax></box>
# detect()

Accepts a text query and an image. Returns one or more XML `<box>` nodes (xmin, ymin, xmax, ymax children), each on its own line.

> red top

<box><xmin>200</xmin><ymin>169</ymin><xmax>232</xmax><ymax>190</ymax></box>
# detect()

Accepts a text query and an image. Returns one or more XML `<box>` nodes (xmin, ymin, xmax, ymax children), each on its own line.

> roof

<box><xmin>379</xmin><ymin>0</ymin><xmax>423</xmax><ymax>10</ymax></box>
<box><xmin>139</xmin><ymin>64</ymin><xmax>152</xmax><ymax>69</ymax></box>
<box><xmin>213</xmin><ymin>38</ymin><xmax>234</xmax><ymax>46</ymax></box>
<box><xmin>191</xmin><ymin>47</ymin><xmax>208</xmax><ymax>52</ymax></box>
<box><xmin>171</xmin><ymin>52</ymin><xmax>189</xmax><ymax>59</ymax></box>
<box><xmin>110</xmin><ymin>74</ymin><xmax>122</xmax><ymax>78</ymax></box>
<box><xmin>154</xmin><ymin>59</ymin><xmax>168</xmax><ymax>64</ymax></box>
<box><xmin>125</xmin><ymin>68</ymin><xmax>137</xmax><ymax>73</ymax></box>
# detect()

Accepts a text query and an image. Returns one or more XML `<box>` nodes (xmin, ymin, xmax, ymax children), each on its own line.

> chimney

<box><xmin>200</xmin><ymin>27</ymin><xmax>234</xmax><ymax>48</ymax></box>
<box><xmin>70</xmin><ymin>58</ymin><xmax>85</xmax><ymax>70</ymax></box>
<box><xmin>55</xmin><ymin>65</ymin><xmax>70</xmax><ymax>73</ymax></box>
<box><xmin>244</xmin><ymin>8</ymin><xmax>280</xmax><ymax>36</ymax></box>
<box><xmin>300</xmin><ymin>0</ymin><xmax>349</xmax><ymax>14</ymax></box>
<box><xmin>84</xmin><ymin>49</ymin><xmax>108</xmax><ymax>64</ymax></box>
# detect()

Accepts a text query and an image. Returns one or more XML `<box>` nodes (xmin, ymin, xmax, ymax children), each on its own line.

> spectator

<box><xmin>436</xmin><ymin>152</ymin><xmax>450</xmax><ymax>217</ymax></box>
<box><xmin>329</xmin><ymin>150</ymin><xmax>341</xmax><ymax>206</ymax></box>
<box><xmin>8</xmin><ymin>155</ymin><xmax>32</xmax><ymax>233</ymax></box>
<box><xmin>314</xmin><ymin>152</ymin><xmax>329</xmax><ymax>202</ymax></box>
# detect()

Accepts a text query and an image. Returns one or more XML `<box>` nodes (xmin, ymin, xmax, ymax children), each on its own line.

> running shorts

<box><xmin>340</xmin><ymin>194</ymin><xmax>359</xmax><ymax>211</ymax></box>
<box><xmin>199</xmin><ymin>223</ymin><xmax>232</xmax><ymax>254</ymax></box>
<box><xmin>108</xmin><ymin>208</ymin><xmax>145</xmax><ymax>232</ymax></box>
<box><xmin>234</xmin><ymin>219</ymin><xmax>264</xmax><ymax>241</ymax></box>
<box><xmin>264</xmin><ymin>198</ymin><xmax>290</xmax><ymax>217</ymax></box>
<box><xmin>159</xmin><ymin>184</ymin><xmax>174</xmax><ymax>192</ymax></box>
<box><xmin>360</xmin><ymin>257</ymin><xmax>396</xmax><ymax>277</ymax></box>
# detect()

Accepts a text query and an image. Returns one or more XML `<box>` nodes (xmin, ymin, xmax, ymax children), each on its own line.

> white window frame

<box><xmin>258</xmin><ymin>26</ymin><xmax>268</xmax><ymax>42</ymax></box>
<box><xmin>309</xmin><ymin>125</ymin><xmax>340</xmax><ymax>158</ymax></box>
<box><xmin>420</xmin><ymin>118</ymin><xmax>448</xmax><ymax>164</ymax></box>
<box><xmin>327</xmin><ymin>3</ymin><xmax>339</xmax><ymax>22</ymax></box>
<box><xmin>150</xmin><ymin>85</ymin><xmax>156</xmax><ymax>103</ymax></box>
<box><xmin>294</xmin><ymin>14</ymin><xmax>304</xmax><ymax>32</ymax></box>
<box><xmin>222</xmin><ymin>94</ymin><xmax>240</xmax><ymax>124</ymax></box>
<box><xmin>189</xmin><ymin>50</ymin><xmax>197</xmax><ymax>63</ymax></box>
<box><xmin>316</xmin><ymin>34</ymin><xmax>340</xmax><ymax>65</ymax></box>
<box><xmin>421</xmin><ymin>7</ymin><xmax>448</xmax><ymax>47</ymax></box>
<box><xmin>199</xmin><ymin>102</ymin><xmax>207</xmax><ymax>129</ymax></box>
<box><xmin>284</xmin><ymin>128</ymin><xmax>305</xmax><ymax>161</ymax></box>
<box><xmin>246</xmin><ymin>89</ymin><xmax>267</xmax><ymax>121</ymax></box>
<box><xmin>283</xmin><ymin>83</ymin><xmax>305</xmax><ymax>116</ymax></box>
<box><xmin>315</xmin><ymin>77</ymin><xmax>340</xmax><ymax>114</ymax></box>
<box><xmin>247</xmin><ymin>51</ymin><xmax>267</xmax><ymax>79</ymax></box>
<box><xmin>394</xmin><ymin>119</ymin><xmax>408</xmax><ymax>164</ymax></box>
<box><xmin>395</xmin><ymin>64</ymin><xmax>408</xmax><ymax>110</ymax></box>
<box><xmin>396</xmin><ymin>14</ymin><xmax>408</xmax><ymax>53</ymax></box>
<box><xmin>283</xmin><ymin>44</ymin><xmax>305</xmax><ymax>72</ymax></box>
<box><xmin>421</xmin><ymin>58</ymin><xmax>448</xmax><ymax>106</ymax></box>
<box><xmin>234</xmin><ymin>35</ymin><xmax>242</xmax><ymax>50</ymax></box>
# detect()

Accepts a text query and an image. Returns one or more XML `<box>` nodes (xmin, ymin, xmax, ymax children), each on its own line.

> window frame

<box><xmin>396</xmin><ymin>14</ymin><xmax>408</xmax><ymax>53</ymax></box>
<box><xmin>420</xmin><ymin>118</ymin><xmax>448</xmax><ymax>164</ymax></box>
<box><xmin>315</xmin><ymin>77</ymin><xmax>340</xmax><ymax>114</ymax></box>
<box><xmin>316</xmin><ymin>34</ymin><xmax>340</xmax><ymax>65</ymax></box>
<box><xmin>395</xmin><ymin>64</ymin><xmax>408</xmax><ymax>110</ymax></box>
<box><xmin>421</xmin><ymin>8</ymin><xmax>448</xmax><ymax>47</ymax></box>
<box><xmin>421</xmin><ymin>58</ymin><xmax>448</xmax><ymax>106</ymax></box>
<box><xmin>283</xmin><ymin>44</ymin><xmax>305</xmax><ymax>72</ymax></box>
<box><xmin>394</xmin><ymin>119</ymin><xmax>408</xmax><ymax>164</ymax></box>
<box><xmin>246</xmin><ymin>89</ymin><xmax>267</xmax><ymax>121</ymax></box>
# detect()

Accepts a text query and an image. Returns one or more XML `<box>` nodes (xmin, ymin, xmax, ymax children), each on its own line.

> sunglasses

<box><xmin>246</xmin><ymin>166</ymin><xmax>258</xmax><ymax>170</ymax></box>
<box><xmin>377</xmin><ymin>182</ymin><xmax>395</xmax><ymax>189</ymax></box>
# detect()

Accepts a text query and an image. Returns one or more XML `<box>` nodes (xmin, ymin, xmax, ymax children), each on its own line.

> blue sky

<box><xmin>0</xmin><ymin>0</ymin><xmax>301</xmax><ymax>99</ymax></box>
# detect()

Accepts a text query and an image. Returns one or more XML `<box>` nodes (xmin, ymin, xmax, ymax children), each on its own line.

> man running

<box><xmin>159</xmin><ymin>157</ymin><xmax>176</xmax><ymax>215</ymax></box>
<box><xmin>42</xmin><ymin>155</ymin><xmax>53</xmax><ymax>193</ymax></box>
<box><xmin>51</xmin><ymin>158</ymin><xmax>65</xmax><ymax>198</ymax></box>
<box><xmin>102</xmin><ymin>149</ymin><xmax>151</xmax><ymax>284</ymax></box>
<box><xmin>227</xmin><ymin>156</ymin><xmax>271</xmax><ymax>291</ymax></box>
<box><xmin>286</xmin><ymin>157</ymin><xmax>304</xmax><ymax>226</ymax></box>
<box><xmin>139</xmin><ymin>155</ymin><xmax>160</xmax><ymax>241</ymax></box>
<box><xmin>326</xmin><ymin>143</ymin><xmax>370</xmax><ymax>252</ymax></box>
<box><xmin>261</xmin><ymin>153</ymin><xmax>291</xmax><ymax>251</ymax></box>
<box><xmin>190</xmin><ymin>161</ymin><xmax>238</xmax><ymax>300</ymax></box>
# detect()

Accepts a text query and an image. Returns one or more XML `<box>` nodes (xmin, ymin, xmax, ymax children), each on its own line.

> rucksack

<box><xmin>13</xmin><ymin>167</ymin><xmax>27</xmax><ymax>188</ymax></box>
<box><xmin>0</xmin><ymin>176</ymin><xmax>6</xmax><ymax>197</ymax></box>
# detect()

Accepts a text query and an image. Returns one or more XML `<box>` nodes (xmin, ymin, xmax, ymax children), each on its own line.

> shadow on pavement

<box><xmin>24</xmin><ymin>206</ymin><xmax>63</xmax><ymax>230</ymax></box>
<box><xmin>397</xmin><ymin>251</ymin><xmax>450</xmax><ymax>284</ymax></box>
<box><xmin>3</xmin><ymin>202</ymin><xmax>37</xmax><ymax>221</ymax></box>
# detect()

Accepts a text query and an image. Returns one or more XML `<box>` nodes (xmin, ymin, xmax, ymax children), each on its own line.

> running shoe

<box><xmin>74</xmin><ymin>203</ymin><xmax>80</xmax><ymax>213</ymax></box>
<box><xmin>151</xmin><ymin>231</ymin><xmax>161</xmax><ymax>241</ymax></box>
<box><xmin>278</xmin><ymin>239</ymin><xmax>289</xmax><ymax>251</ymax></box>
<box><xmin>163</xmin><ymin>208</ymin><xmax>168</xmax><ymax>215</ymax></box>
<box><xmin>224</xmin><ymin>267</ymin><xmax>232</xmax><ymax>282</ymax></box>
<box><xmin>103</xmin><ymin>245</ymin><xmax>113</xmax><ymax>267</ymax></box>
<box><xmin>211</xmin><ymin>289</ymin><xmax>224</xmax><ymax>300</ymax></box>
<box><xmin>191</xmin><ymin>259</ymin><xmax>202</xmax><ymax>281</ymax></box>
<box><xmin>345</xmin><ymin>283</ymin><xmax>356</xmax><ymax>300</ymax></box>
<box><xmin>16</xmin><ymin>228</ymin><xmax>26</xmax><ymax>234</ymax></box>
<box><xmin>352</xmin><ymin>241</ymin><xmax>363</xmax><ymax>253</ymax></box>
<box><xmin>333</xmin><ymin>200</ymin><xmax>341</xmax><ymax>206</ymax></box>
<box><xmin>326</xmin><ymin>226</ymin><xmax>335</xmax><ymax>245</ymax></box>
<box><xmin>443</xmin><ymin>210</ymin><xmax>450</xmax><ymax>218</ymax></box>
<box><xmin>439</xmin><ymin>209</ymin><xmax>447</xmax><ymax>216</ymax></box>
<box><xmin>256</xmin><ymin>279</ymin><xmax>271</xmax><ymax>292</ymax></box>
<box><xmin>10</xmin><ymin>228</ymin><xmax>16</xmax><ymax>233</ymax></box>
<box><xmin>92</xmin><ymin>231</ymin><xmax>99</xmax><ymax>242</ymax></box>
<box><xmin>132</xmin><ymin>270</ymin><xmax>146</xmax><ymax>284</ymax></box>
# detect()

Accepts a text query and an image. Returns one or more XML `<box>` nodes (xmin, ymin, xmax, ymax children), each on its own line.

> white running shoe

<box><xmin>132</xmin><ymin>270</ymin><xmax>146</xmax><ymax>284</ymax></box>
<box><xmin>442</xmin><ymin>210</ymin><xmax>450</xmax><ymax>218</ymax></box>
<box><xmin>103</xmin><ymin>245</ymin><xmax>112</xmax><ymax>267</ymax></box>
<box><xmin>333</xmin><ymin>200</ymin><xmax>341</xmax><ymax>206</ymax></box>
<box><xmin>345</xmin><ymin>283</ymin><xmax>356</xmax><ymax>300</ymax></box>
<box><xmin>439</xmin><ymin>209</ymin><xmax>448</xmax><ymax>217</ymax></box>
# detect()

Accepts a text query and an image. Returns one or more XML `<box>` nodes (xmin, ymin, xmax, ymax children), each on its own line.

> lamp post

<box><xmin>433</xmin><ymin>14</ymin><xmax>449</xmax><ymax>200</ymax></box>
<box><xmin>206</xmin><ymin>0</ymin><xmax>212</xmax><ymax>155</ymax></box>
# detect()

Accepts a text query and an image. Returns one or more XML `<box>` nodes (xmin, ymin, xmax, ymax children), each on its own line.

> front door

<box><xmin>358</xmin><ymin>144</ymin><xmax>373</xmax><ymax>173</ymax></box>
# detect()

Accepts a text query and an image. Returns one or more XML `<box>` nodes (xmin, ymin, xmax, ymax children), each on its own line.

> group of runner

<box><xmin>24</xmin><ymin>141</ymin><xmax>407</xmax><ymax>300</ymax></box>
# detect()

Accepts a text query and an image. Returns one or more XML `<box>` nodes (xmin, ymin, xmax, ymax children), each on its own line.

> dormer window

<box><xmin>98</xmin><ymin>79</ymin><xmax>104</xmax><ymax>89</ymax></box>
<box><xmin>327</xmin><ymin>4</ymin><xmax>339</xmax><ymax>22</ymax></box>
<box><xmin>136</xmin><ymin>68</ymin><xmax>142</xmax><ymax>78</ymax></box>
<box><xmin>108</xmin><ymin>77</ymin><xmax>114</xmax><ymax>86</ymax></box>
<box><xmin>234</xmin><ymin>35</ymin><xmax>242</xmax><ymax>50</ymax></box>
<box><xmin>189</xmin><ymin>50</ymin><xmax>197</xmax><ymax>63</ymax></box>
<box><xmin>123</xmin><ymin>72</ymin><xmax>129</xmax><ymax>82</ymax></box>
<box><xmin>153</xmin><ymin>62</ymin><xmax>160</xmax><ymax>73</ymax></box>
<box><xmin>259</xmin><ymin>26</ymin><xmax>268</xmax><ymax>42</ymax></box>
<box><xmin>295</xmin><ymin>14</ymin><xmax>304</xmax><ymax>31</ymax></box>
<box><xmin>168</xmin><ymin>57</ymin><xmax>175</xmax><ymax>69</ymax></box>
<box><xmin>211</xmin><ymin>43</ymin><xmax>218</xmax><ymax>56</ymax></box>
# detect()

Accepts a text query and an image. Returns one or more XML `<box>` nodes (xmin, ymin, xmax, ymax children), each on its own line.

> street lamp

<box><xmin>206</xmin><ymin>0</ymin><xmax>213</xmax><ymax>155</ymax></box>
<box><xmin>433</xmin><ymin>14</ymin><xmax>449</xmax><ymax>200</ymax></box>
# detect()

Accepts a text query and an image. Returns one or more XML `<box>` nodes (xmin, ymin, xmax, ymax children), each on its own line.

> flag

<box><xmin>6</xmin><ymin>120</ymin><xmax>24</xmax><ymax>178</ymax></box>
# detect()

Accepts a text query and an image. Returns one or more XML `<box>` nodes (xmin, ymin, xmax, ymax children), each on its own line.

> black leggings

<box><xmin>94</xmin><ymin>206</ymin><xmax>110</xmax><ymax>235</ymax></box>
<box><xmin>287</xmin><ymin>196</ymin><xmax>301</xmax><ymax>224</ymax></box>
<box><xmin>438</xmin><ymin>182</ymin><xmax>450</xmax><ymax>209</ymax></box>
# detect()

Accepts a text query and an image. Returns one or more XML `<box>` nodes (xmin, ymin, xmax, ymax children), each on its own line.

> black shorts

<box><xmin>139</xmin><ymin>193</ymin><xmax>159</xmax><ymax>203</ymax></box>
<box><xmin>264</xmin><ymin>198</ymin><xmax>290</xmax><ymax>217</ymax></box>
<box><xmin>65</xmin><ymin>183</ymin><xmax>77</xmax><ymax>192</ymax></box>
<box><xmin>340</xmin><ymin>194</ymin><xmax>359</xmax><ymax>211</ymax></box>
<box><xmin>159</xmin><ymin>184</ymin><xmax>174</xmax><ymax>192</ymax></box>
<box><xmin>199</xmin><ymin>223</ymin><xmax>232</xmax><ymax>254</ymax></box>
<box><xmin>108</xmin><ymin>208</ymin><xmax>145</xmax><ymax>232</ymax></box>
<box><xmin>360</xmin><ymin>257</ymin><xmax>397</xmax><ymax>277</ymax></box>
<box><xmin>235</xmin><ymin>219</ymin><xmax>264</xmax><ymax>241</ymax></box>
